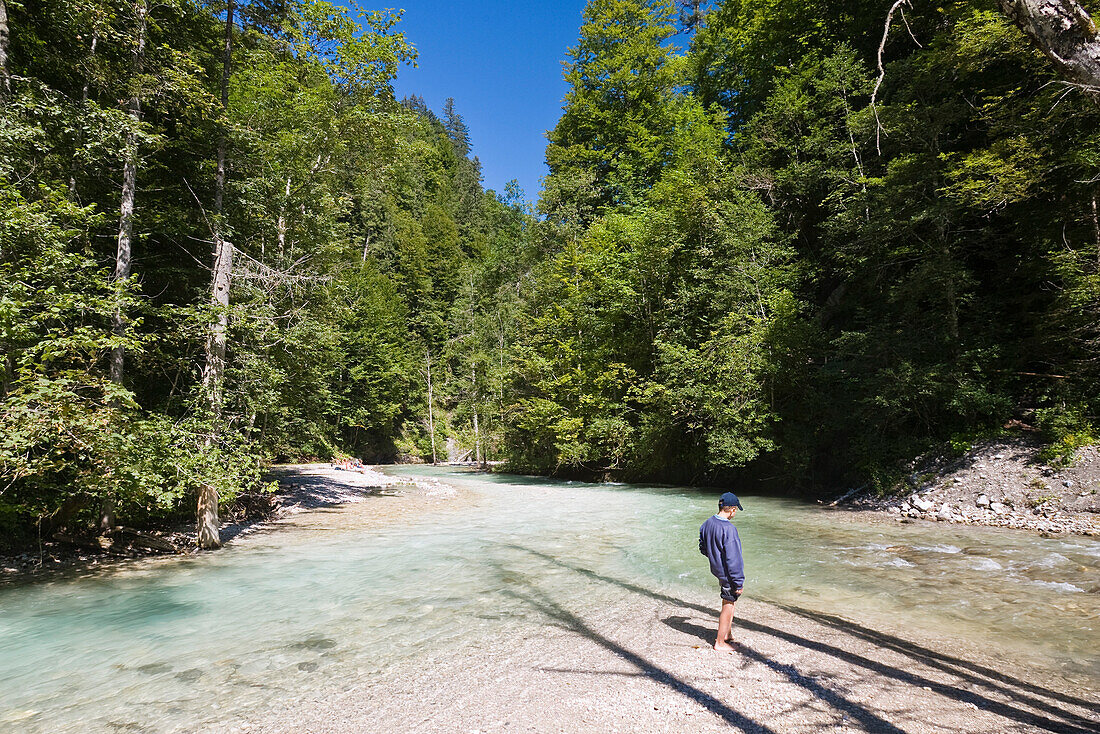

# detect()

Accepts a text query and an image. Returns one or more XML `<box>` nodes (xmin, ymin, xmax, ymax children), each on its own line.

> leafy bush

<box><xmin>1035</xmin><ymin>405</ymin><xmax>1097</xmax><ymax>466</ymax></box>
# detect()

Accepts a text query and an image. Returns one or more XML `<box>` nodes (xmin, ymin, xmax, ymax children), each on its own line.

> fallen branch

<box><xmin>112</xmin><ymin>526</ymin><xmax>179</xmax><ymax>553</ymax></box>
<box><xmin>51</xmin><ymin>532</ymin><xmax>105</xmax><ymax>552</ymax></box>
<box><xmin>871</xmin><ymin>0</ymin><xmax>916</xmax><ymax>155</ymax></box>
<box><xmin>828</xmin><ymin>485</ymin><xmax>868</xmax><ymax>507</ymax></box>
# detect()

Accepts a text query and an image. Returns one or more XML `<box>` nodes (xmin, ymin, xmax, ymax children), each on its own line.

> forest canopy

<box><xmin>2</xmin><ymin>0</ymin><xmax>1098</xmax><ymax>549</ymax></box>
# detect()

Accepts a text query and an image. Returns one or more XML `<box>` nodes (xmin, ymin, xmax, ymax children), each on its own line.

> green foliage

<box><xmin>0</xmin><ymin>179</ymin><xmax>265</xmax><ymax>547</ymax></box>
<box><xmin>543</xmin><ymin>0</ymin><xmax>684</xmax><ymax>216</ymax></box>
<box><xmin>1035</xmin><ymin>405</ymin><xmax>1097</xmax><ymax>466</ymax></box>
<box><xmin>6</xmin><ymin>0</ymin><xmax>1100</xmax><ymax>546</ymax></box>
<box><xmin>0</xmin><ymin>0</ymin><xmax>519</xmax><ymax>548</ymax></box>
<box><xmin>505</xmin><ymin>0</ymin><xmax>1100</xmax><ymax>488</ymax></box>
<box><xmin>1026</xmin><ymin>491</ymin><xmax>1060</xmax><ymax>509</ymax></box>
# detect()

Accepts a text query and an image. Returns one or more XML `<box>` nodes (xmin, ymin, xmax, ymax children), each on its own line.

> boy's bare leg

<box><xmin>714</xmin><ymin>599</ymin><xmax>737</xmax><ymax>651</ymax></box>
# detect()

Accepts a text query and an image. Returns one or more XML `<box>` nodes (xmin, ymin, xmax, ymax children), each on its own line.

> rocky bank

<box><xmin>842</xmin><ymin>437</ymin><xmax>1100</xmax><ymax>536</ymax></box>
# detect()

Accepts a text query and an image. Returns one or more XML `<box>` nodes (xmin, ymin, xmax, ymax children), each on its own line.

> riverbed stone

<box><xmin>976</xmin><ymin>494</ymin><xmax>990</xmax><ymax>508</ymax></box>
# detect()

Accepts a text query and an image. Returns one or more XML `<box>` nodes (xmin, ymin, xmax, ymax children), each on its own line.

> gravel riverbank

<box><xmin>250</xmin><ymin>563</ymin><xmax>1098</xmax><ymax>734</ymax></box>
<box><xmin>840</xmin><ymin>438</ymin><xmax>1100</xmax><ymax>537</ymax></box>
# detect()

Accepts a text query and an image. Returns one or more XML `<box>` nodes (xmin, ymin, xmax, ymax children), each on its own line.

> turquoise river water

<box><xmin>1</xmin><ymin>466</ymin><xmax>1098</xmax><ymax>731</ymax></box>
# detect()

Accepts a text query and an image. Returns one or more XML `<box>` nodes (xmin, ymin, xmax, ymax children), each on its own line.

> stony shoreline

<box><xmin>840</xmin><ymin>437</ymin><xmax>1100</xmax><ymax>537</ymax></box>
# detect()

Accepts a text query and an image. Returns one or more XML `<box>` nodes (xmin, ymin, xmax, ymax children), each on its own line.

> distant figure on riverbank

<box><xmin>332</xmin><ymin>457</ymin><xmax>364</xmax><ymax>472</ymax></box>
<box><xmin>699</xmin><ymin>492</ymin><xmax>745</xmax><ymax>652</ymax></box>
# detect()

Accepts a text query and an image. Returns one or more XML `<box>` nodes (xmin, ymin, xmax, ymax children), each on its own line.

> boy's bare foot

<box><xmin>713</xmin><ymin>641</ymin><xmax>737</xmax><ymax>653</ymax></box>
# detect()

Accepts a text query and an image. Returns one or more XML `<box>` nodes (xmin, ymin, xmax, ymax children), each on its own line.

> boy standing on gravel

<box><xmin>699</xmin><ymin>492</ymin><xmax>745</xmax><ymax>652</ymax></box>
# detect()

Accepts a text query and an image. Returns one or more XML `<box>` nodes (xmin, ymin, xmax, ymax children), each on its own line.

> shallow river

<box><xmin>2</xmin><ymin>466</ymin><xmax>1098</xmax><ymax>731</ymax></box>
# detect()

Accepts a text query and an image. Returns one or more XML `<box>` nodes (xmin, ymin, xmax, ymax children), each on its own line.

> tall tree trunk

<box><xmin>214</xmin><ymin>0</ymin><xmax>233</xmax><ymax>219</ymax></box>
<box><xmin>498</xmin><ymin>312</ymin><xmax>506</xmax><ymax>428</ymax></box>
<box><xmin>1092</xmin><ymin>191</ymin><xmax>1100</xmax><ymax>266</ymax></box>
<box><xmin>275</xmin><ymin>175</ymin><xmax>290</xmax><ymax>258</ymax></box>
<box><xmin>196</xmin><ymin>0</ymin><xmax>235</xmax><ymax>550</ymax></box>
<box><xmin>196</xmin><ymin>231</ymin><xmax>229</xmax><ymax>549</ymax></box>
<box><xmin>0</xmin><ymin>0</ymin><xmax>10</xmax><ymax>96</ymax></box>
<box><xmin>103</xmin><ymin>1</ymin><xmax>146</xmax><ymax>535</ymax></box>
<box><xmin>197</xmin><ymin>235</ymin><xmax>231</xmax><ymax>549</ymax></box>
<box><xmin>472</xmin><ymin>365</ymin><xmax>481</xmax><ymax>465</ymax></box>
<box><xmin>70</xmin><ymin>32</ymin><xmax>98</xmax><ymax>199</ymax></box>
<box><xmin>996</xmin><ymin>0</ymin><xmax>1100</xmax><ymax>92</ymax></box>
<box><xmin>110</xmin><ymin>8</ymin><xmax>144</xmax><ymax>386</ymax></box>
<box><xmin>426</xmin><ymin>348</ymin><xmax>437</xmax><ymax>465</ymax></box>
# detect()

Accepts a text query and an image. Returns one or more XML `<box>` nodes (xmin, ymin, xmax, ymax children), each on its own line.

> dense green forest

<box><xmin>2</xmin><ymin>0</ymin><xmax>1098</xmax><ymax>549</ymax></box>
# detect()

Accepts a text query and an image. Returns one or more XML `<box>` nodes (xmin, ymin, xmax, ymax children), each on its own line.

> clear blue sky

<box><xmin>385</xmin><ymin>1</ymin><xmax>589</xmax><ymax>206</ymax></box>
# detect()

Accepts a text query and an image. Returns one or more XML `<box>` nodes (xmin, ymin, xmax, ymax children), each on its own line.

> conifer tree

<box><xmin>442</xmin><ymin>97</ymin><xmax>471</xmax><ymax>157</ymax></box>
<box><xmin>543</xmin><ymin>0</ymin><xmax>681</xmax><ymax>218</ymax></box>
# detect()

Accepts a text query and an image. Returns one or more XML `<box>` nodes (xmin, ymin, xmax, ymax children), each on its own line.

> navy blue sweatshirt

<box><xmin>699</xmin><ymin>515</ymin><xmax>745</xmax><ymax>589</ymax></box>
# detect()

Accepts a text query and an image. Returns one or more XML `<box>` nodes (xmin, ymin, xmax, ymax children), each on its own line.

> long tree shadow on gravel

<box><xmin>263</xmin><ymin>467</ymin><xmax>390</xmax><ymax>510</ymax></box>
<box><xmin>661</xmin><ymin>615</ymin><xmax>907</xmax><ymax>734</ymax></box>
<box><xmin>220</xmin><ymin>467</ymin><xmax>397</xmax><ymax>543</ymax></box>
<box><xmin>496</xmin><ymin>578</ymin><xmax>778</xmax><ymax>734</ymax></box>
<box><xmin>502</xmin><ymin>545</ymin><xmax>1099</xmax><ymax>734</ymax></box>
<box><xmin>767</xmin><ymin>602</ymin><xmax>1099</xmax><ymax>713</ymax></box>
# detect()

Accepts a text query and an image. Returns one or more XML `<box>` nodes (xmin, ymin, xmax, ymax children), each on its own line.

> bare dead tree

<box><xmin>870</xmin><ymin>0</ymin><xmax>917</xmax><ymax>154</ymax></box>
<box><xmin>196</xmin><ymin>0</ymin><xmax>236</xmax><ymax>550</ymax></box>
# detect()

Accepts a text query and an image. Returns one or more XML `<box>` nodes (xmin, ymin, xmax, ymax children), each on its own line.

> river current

<box><xmin>1</xmin><ymin>466</ymin><xmax>1097</xmax><ymax>731</ymax></box>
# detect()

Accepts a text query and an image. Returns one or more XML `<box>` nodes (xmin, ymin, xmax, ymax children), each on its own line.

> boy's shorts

<box><xmin>719</xmin><ymin>582</ymin><xmax>742</xmax><ymax>602</ymax></box>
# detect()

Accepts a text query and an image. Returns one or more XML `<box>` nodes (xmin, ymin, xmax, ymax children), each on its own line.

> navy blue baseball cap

<box><xmin>719</xmin><ymin>492</ymin><xmax>744</xmax><ymax>510</ymax></box>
